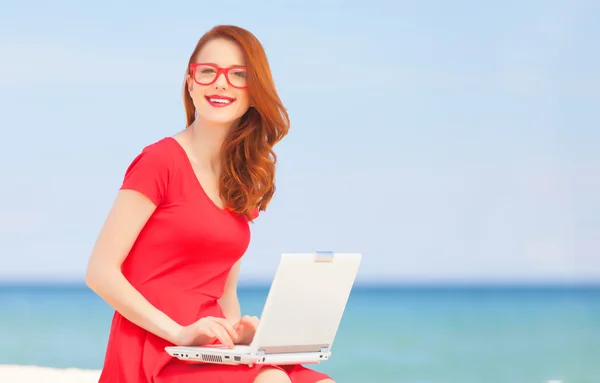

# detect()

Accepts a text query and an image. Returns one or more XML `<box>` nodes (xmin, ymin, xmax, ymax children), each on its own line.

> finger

<box><xmin>210</xmin><ymin>323</ymin><xmax>234</xmax><ymax>348</ymax></box>
<box><xmin>242</xmin><ymin>315</ymin><xmax>259</xmax><ymax>329</ymax></box>
<box><xmin>240</xmin><ymin>315</ymin><xmax>253</xmax><ymax>326</ymax></box>
<box><xmin>198</xmin><ymin>327</ymin><xmax>215</xmax><ymax>338</ymax></box>
<box><xmin>205</xmin><ymin>317</ymin><xmax>237</xmax><ymax>340</ymax></box>
<box><xmin>212</xmin><ymin>327</ymin><xmax>233</xmax><ymax>348</ymax></box>
<box><xmin>236</xmin><ymin>323</ymin><xmax>245</xmax><ymax>335</ymax></box>
<box><xmin>211</xmin><ymin>317</ymin><xmax>240</xmax><ymax>341</ymax></box>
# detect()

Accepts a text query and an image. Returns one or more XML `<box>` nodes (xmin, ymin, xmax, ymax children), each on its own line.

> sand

<box><xmin>0</xmin><ymin>365</ymin><xmax>101</xmax><ymax>382</ymax></box>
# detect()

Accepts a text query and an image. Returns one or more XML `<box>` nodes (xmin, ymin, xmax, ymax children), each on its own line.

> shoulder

<box><xmin>126</xmin><ymin>137</ymin><xmax>177</xmax><ymax>172</ymax></box>
<box><xmin>138</xmin><ymin>137</ymin><xmax>177</xmax><ymax>161</ymax></box>
<box><xmin>120</xmin><ymin>137</ymin><xmax>178</xmax><ymax>205</ymax></box>
<box><xmin>245</xmin><ymin>207</ymin><xmax>260</xmax><ymax>222</ymax></box>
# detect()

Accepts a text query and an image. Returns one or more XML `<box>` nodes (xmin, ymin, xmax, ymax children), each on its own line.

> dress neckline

<box><xmin>164</xmin><ymin>136</ymin><xmax>231</xmax><ymax>216</ymax></box>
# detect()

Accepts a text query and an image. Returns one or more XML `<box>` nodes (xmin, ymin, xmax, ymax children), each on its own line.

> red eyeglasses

<box><xmin>189</xmin><ymin>63</ymin><xmax>248</xmax><ymax>89</ymax></box>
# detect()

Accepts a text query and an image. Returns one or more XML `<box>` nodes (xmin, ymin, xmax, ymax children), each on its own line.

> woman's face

<box><xmin>187</xmin><ymin>38</ymin><xmax>250</xmax><ymax>127</ymax></box>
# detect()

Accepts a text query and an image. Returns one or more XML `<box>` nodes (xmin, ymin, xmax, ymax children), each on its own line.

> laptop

<box><xmin>165</xmin><ymin>251</ymin><xmax>361</xmax><ymax>366</ymax></box>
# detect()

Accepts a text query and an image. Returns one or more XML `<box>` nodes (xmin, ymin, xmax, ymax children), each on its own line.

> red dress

<box><xmin>98</xmin><ymin>137</ymin><xmax>331</xmax><ymax>383</ymax></box>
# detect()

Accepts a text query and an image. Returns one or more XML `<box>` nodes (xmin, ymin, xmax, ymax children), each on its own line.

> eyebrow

<box><xmin>198</xmin><ymin>61</ymin><xmax>247</xmax><ymax>67</ymax></box>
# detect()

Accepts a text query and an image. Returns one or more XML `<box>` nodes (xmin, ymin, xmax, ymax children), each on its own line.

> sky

<box><xmin>0</xmin><ymin>0</ymin><xmax>598</xmax><ymax>284</ymax></box>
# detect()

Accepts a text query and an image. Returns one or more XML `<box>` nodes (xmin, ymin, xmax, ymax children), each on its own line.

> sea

<box><xmin>1</xmin><ymin>284</ymin><xmax>599</xmax><ymax>383</ymax></box>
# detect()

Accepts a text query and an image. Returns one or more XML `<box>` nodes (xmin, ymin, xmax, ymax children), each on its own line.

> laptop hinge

<box><xmin>314</xmin><ymin>250</ymin><xmax>334</xmax><ymax>262</ymax></box>
<box><xmin>256</xmin><ymin>344</ymin><xmax>329</xmax><ymax>355</ymax></box>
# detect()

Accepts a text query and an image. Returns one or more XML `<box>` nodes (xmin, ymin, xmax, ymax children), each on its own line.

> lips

<box><xmin>205</xmin><ymin>94</ymin><xmax>236</xmax><ymax>108</ymax></box>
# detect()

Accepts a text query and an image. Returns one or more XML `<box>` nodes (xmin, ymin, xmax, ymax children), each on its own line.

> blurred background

<box><xmin>1</xmin><ymin>1</ymin><xmax>599</xmax><ymax>382</ymax></box>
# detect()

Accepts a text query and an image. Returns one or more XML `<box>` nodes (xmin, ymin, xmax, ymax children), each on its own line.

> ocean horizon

<box><xmin>1</xmin><ymin>283</ymin><xmax>599</xmax><ymax>383</ymax></box>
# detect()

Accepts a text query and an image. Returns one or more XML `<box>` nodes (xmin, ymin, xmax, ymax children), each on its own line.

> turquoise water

<box><xmin>1</xmin><ymin>284</ymin><xmax>599</xmax><ymax>383</ymax></box>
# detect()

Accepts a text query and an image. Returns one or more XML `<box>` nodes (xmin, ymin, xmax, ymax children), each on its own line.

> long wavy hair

<box><xmin>183</xmin><ymin>25</ymin><xmax>290</xmax><ymax>221</ymax></box>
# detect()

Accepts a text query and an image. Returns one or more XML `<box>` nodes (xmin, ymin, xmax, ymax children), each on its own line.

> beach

<box><xmin>0</xmin><ymin>365</ymin><xmax>100</xmax><ymax>382</ymax></box>
<box><xmin>2</xmin><ymin>285</ymin><xmax>600</xmax><ymax>383</ymax></box>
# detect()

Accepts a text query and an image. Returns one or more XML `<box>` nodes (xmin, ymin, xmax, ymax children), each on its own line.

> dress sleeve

<box><xmin>248</xmin><ymin>207</ymin><xmax>259</xmax><ymax>221</ymax></box>
<box><xmin>120</xmin><ymin>145</ymin><xmax>172</xmax><ymax>206</ymax></box>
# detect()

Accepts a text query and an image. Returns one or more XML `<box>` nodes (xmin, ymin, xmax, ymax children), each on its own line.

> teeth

<box><xmin>209</xmin><ymin>98</ymin><xmax>232</xmax><ymax>104</ymax></box>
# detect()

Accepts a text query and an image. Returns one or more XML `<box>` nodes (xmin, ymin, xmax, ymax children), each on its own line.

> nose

<box><xmin>213</xmin><ymin>72</ymin><xmax>228</xmax><ymax>89</ymax></box>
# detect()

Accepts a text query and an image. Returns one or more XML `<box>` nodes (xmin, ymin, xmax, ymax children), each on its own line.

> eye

<box><xmin>230</xmin><ymin>69</ymin><xmax>247</xmax><ymax>78</ymax></box>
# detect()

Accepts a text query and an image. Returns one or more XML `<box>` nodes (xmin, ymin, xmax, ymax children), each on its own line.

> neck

<box><xmin>186</xmin><ymin>118</ymin><xmax>235</xmax><ymax>172</ymax></box>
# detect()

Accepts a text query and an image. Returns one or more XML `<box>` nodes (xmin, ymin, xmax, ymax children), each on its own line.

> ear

<box><xmin>185</xmin><ymin>74</ymin><xmax>194</xmax><ymax>93</ymax></box>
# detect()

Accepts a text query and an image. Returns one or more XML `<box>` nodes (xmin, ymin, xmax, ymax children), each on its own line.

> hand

<box><xmin>172</xmin><ymin>316</ymin><xmax>239</xmax><ymax>348</ymax></box>
<box><xmin>233</xmin><ymin>315</ymin><xmax>260</xmax><ymax>345</ymax></box>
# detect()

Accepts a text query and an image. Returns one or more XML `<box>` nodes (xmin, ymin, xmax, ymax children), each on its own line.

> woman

<box><xmin>85</xmin><ymin>25</ymin><xmax>335</xmax><ymax>383</ymax></box>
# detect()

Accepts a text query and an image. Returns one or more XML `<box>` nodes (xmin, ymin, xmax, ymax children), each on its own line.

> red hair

<box><xmin>183</xmin><ymin>25</ymin><xmax>289</xmax><ymax>220</ymax></box>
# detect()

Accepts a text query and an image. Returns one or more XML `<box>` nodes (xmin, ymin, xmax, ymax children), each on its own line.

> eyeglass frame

<box><xmin>188</xmin><ymin>63</ymin><xmax>249</xmax><ymax>89</ymax></box>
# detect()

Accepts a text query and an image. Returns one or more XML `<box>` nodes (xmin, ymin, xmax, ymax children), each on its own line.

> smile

<box><xmin>205</xmin><ymin>95</ymin><xmax>236</xmax><ymax>108</ymax></box>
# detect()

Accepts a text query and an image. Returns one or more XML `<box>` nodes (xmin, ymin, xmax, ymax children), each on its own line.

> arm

<box><xmin>218</xmin><ymin>259</ymin><xmax>242</xmax><ymax>323</ymax></box>
<box><xmin>218</xmin><ymin>206</ymin><xmax>259</xmax><ymax>320</ymax></box>
<box><xmin>85</xmin><ymin>190</ymin><xmax>182</xmax><ymax>344</ymax></box>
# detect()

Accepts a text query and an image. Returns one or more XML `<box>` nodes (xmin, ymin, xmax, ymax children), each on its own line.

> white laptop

<box><xmin>165</xmin><ymin>251</ymin><xmax>361</xmax><ymax>366</ymax></box>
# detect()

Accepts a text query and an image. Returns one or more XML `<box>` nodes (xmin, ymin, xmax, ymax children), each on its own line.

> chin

<box><xmin>203</xmin><ymin>115</ymin><xmax>240</xmax><ymax>126</ymax></box>
<box><xmin>198</xmin><ymin>108</ymin><xmax>248</xmax><ymax>127</ymax></box>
